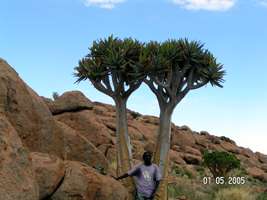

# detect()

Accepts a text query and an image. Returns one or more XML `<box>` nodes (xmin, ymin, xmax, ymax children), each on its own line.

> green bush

<box><xmin>257</xmin><ymin>193</ymin><xmax>267</xmax><ymax>200</ymax></box>
<box><xmin>203</xmin><ymin>151</ymin><xmax>240</xmax><ymax>178</ymax></box>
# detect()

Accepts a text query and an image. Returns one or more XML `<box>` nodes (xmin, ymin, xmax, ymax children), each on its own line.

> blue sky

<box><xmin>1</xmin><ymin>0</ymin><xmax>267</xmax><ymax>153</ymax></box>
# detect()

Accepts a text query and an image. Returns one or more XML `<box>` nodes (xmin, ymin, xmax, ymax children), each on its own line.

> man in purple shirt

<box><xmin>115</xmin><ymin>151</ymin><xmax>162</xmax><ymax>200</ymax></box>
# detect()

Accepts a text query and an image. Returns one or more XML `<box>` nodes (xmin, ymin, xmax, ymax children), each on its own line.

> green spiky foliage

<box><xmin>74</xmin><ymin>35</ymin><xmax>146</xmax><ymax>98</ymax></box>
<box><xmin>144</xmin><ymin>39</ymin><xmax>225</xmax><ymax>108</ymax></box>
<box><xmin>144</xmin><ymin>38</ymin><xmax>226</xmax><ymax>200</ymax></box>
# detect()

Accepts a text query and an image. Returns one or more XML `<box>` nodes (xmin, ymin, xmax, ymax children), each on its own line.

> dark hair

<box><xmin>143</xmin><ymin>151</ymin><xmax>152</xmax><ymax>158</ymax></box>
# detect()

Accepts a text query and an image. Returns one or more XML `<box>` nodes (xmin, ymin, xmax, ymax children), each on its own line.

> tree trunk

<box><xmin>115</xmin><ymin>98</ymin><xmax>135</xmax><ymax>199</ymax></box>
<box><xmin>153</xmin><ymin>108</ymin><xmax>172</xmax><ymax>200</ymax></box>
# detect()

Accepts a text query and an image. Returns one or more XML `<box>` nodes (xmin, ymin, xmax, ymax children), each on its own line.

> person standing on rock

<box><xmin>115</xmin><ymin>151</ymin><xmax>162</xmax><ymax>200</ymax></box>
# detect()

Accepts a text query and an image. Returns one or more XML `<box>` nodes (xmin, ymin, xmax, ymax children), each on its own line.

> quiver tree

<box><xmin>144</xmin><ymin>39</ymin><xmax>226</xmax><ymax>200</ymax></box>
<box><xmin>74</xmin><ymin>36</ymin><xmax>146</xmax><ymax>197</ymax></box>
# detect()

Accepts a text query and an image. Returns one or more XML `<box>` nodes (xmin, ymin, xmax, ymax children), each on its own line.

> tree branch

<box><xmin>172</xmin><ymin>86</ymin><xmax>190</xmax><ymax>109</ymax></box>
<box><xmin>144</xmin><ymin>78</ymin><xmax>165</xmax><ymax>109</ymax></box>
<box><xmin>189</xmin><ymin>80</ymin><xmax>208</xmax><ymax>90</ymax></box>
<box><xmin>103</xmin><ymin>75</ymin><xmax>112</xmax><ymax>92</ymax></box>
<box><xmin>153</xmin><ymin>67</ymin><xmax>172</xmax><ymax>88</ymax></box>
<box><xmin>91</xmin><ymin>80</ymin><xmax>114</xmax><ymax>98</ymax></box>
<box><xmin>111</xmin><ymin>71</ymin><xmax>124</xmax><ymax>95</ymax></box>
<box><xmin>124</xmin><ymin>80</ymin><xmax>142</xmax><ymax>98</ymax></box>
<box><xmin>171</xmin><ymin>67</ymin><xmax>187</xmax><ymax>98</ymax></box>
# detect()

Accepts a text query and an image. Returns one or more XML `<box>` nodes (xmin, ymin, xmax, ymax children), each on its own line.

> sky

<box><xmin>1</xmin><ymin>0</ymin><xmax>267</xmax><ymax>154</ymax></box>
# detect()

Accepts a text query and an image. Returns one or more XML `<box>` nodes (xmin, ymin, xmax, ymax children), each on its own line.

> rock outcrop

<box><xmin>30</xmin><ymin>152</ymin><xmax>65</xmax><ymax>199</ymax></box>
<box><xmin>0</xmin><ymin>59</ymin><xmax>64</xmax><ymax>158</ymax></box>
<box><xmin>44</xmin><ymin>91</ymin><xmax>93</xmax><ymax>115</ymax></box>
<box><xmin>56</xmin><ymin>121</ymin><xmax>109</xmax><ymax>171</ymax></box>
<box><xmin>51</xmin><ymin>161</ymin><xmax>128</xmax><ymax>200</ymax></box>
<box><xmin>1</xmin><ymin>58</ymin><xmax>267</xmax><ymax>200</ymax></box>
<box><xmin>0</xmin><ymin>114</ymin><xmax>39</xmax><ymax>200</ymax></box>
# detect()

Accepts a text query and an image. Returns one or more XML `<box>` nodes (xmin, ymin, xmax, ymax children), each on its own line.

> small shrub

<box><xmin>52</xmin><ymin>92</ymin><xmax>60</xmax><ymax>100</ymax></box>
<box><xmin>203</xmin><ymin>151</ymin><xmax>240</xmax><ymax>178</ymax></box>
<box><xmin>257</xmin><ymin>193</ymin><xmax>267</xmax><ymax>200</ymax></box>
<box><xmin>196</xmin><ymin>165</ymin><xmax>206</xmax><ymax>177</ymax></box>
<box><xmin>94</xmin><ymin>164</ymin><xmax>106</xmax><ymax>175</ymax></box>
<box><xmin>171</xmin><ymin>165</ymin><xmax>193</xmax><ymax>179</ymax></box>
<box><xmin>131</xmin><ymin>111</ymin><xmax>141</xmax><ymax>119</ymax></box>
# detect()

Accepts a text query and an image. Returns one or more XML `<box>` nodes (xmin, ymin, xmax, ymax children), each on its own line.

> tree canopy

<box><xmin>203</xmin><ymin>151</ymin><xmax>240</xmax><ymax>178</ymax></box>
<box><xmin>144</xmin><ymin>39</ymin><xmax>225</xmax><ymax>109</ymax></box>
<box><xmin>74</xmin><ymin>35</ymin><xmax>147</xmax><ymax>99</ymax></box>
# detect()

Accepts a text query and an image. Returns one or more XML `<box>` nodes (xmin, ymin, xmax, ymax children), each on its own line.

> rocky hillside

<box><xmin>1</xmin><ymin>58</ymin><xmax>267</xmax><ymax>200</ymax></box>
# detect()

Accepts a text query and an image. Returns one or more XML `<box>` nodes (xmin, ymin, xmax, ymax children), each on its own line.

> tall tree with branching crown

<box><xmin>144</xmin><ymin>39</ymin><xmax>226</xmax><ymax>200</ymax></box>
<box><xmin>74</xmin><ymin>36</ymin><xmax>146</xmax><ymax>199</ymax></box>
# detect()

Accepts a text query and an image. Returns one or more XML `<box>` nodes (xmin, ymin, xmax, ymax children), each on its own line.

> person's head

<box><xmin>143</xmin><ymin>151</ymin><xmax>152</xmax><ymax>165</ymax></box>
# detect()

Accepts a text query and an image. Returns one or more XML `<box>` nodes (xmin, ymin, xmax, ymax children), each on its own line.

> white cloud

<box><xmin>83</xmin><ymin>0</ymin><xmax>125</xmax><ymax>9</ymax></box>
<box><xmin>172</xmin><ymin>0</ymin><xmax>236</xmax><ymax>11</ymax></box>
<box><xmin>259</xmin><ymin>0</ymin><xmax>267</xmax><ymax>7</ymax></box>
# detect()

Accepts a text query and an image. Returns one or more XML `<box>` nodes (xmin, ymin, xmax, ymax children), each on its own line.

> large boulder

<box><xmin>56</xmin><ymin>121</ymin><xmax>109</xmax><ymax>171</ymax></box>
<box><xmin>171</xmin><ymin>129</ymin><xmax>196</xmax><ymax>147</ymax></box>
<box><xmin>169</xmin><ymin>150</ymin><xmax>186</xmax><ymax>165</ymax></box>
<box><xmin>0</xmin><ymin>114</ymin><xmax>39</xmax><ymax>200</ymax></box>
<box><xmin>30</xmin><ymin>152</ymin><xmax>65</xmax><ymax>199</ymax></box>
<box><xmin>45</xmin><ymin>91</ymin><xmax>93</xmax><ymax>115</ymax></box>
<box><xmin>0</xmin><ymin>59</ymin><xmax>64</xmax><ymax>157</ymax></box>
<box><xmin>128</xmin><ymin>119</ymin><xmax>157</xmax><ymax>142</ymax></box>
<box><xmin>55</xmin><ymin>110</ymin><xmax>113</xmax><ymax>147</ymax></box>
<box><xmin>247</xmin><ymin>167</ymin><xmax>267</xmax><ymax>182</ymax></box>
<box><xmin>51</xmin><ymin>161</ymin><xmax>128</xmax><ymax>200</ymax></box>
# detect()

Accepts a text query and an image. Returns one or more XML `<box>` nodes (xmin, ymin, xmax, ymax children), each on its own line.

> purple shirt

<box><xmin>127</xmin><ymin>163</ymin><xmax>162</xmax><ymax>198</ymax></box>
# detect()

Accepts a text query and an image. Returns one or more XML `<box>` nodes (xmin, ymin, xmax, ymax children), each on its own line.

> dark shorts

<box><xmin>135</xmin><ymin>192</ymin><xmax>153</xmax><ymax>200</ymax></box>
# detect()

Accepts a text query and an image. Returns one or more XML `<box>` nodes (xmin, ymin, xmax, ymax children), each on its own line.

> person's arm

<box><xmin>115</xmin><ymin>173</ymin><xmax>129</xmax><ymax>180</ymax></box>
<box><xmin>151</xmin><ymin>164</ymin><xmax>162</xmax><ymax>198</ymax></box>
<box><xmin>114</xmin><ymin>163</ymin><xmax>141</xmax><ymax>180</ymax></box>
<box><xmin>150</xmin><ymin>180</ymin><xmax>160</xmax><ymax>198</ymax></box>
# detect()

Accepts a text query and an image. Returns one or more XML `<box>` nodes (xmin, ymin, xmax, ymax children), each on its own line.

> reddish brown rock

<box><xmin>207</xmin><ymin>143</ymin><xmax>226</xmax><ymax>152</ymax></box>
<box><xmin>236</xmin><ymin>154</ymin><xmax>261</xmax><ymax>169</ymax></box>
<box><xmin>261</xmin><ymin>164</ymin><xmax>267</xmax><ymax>173</ymax></box>
<box><xmin>93</xmin><ymin>102</ymin><xmax>116</xmax><ymax>118</ymax></box>
<box><xmin>240</xmin><ymin>147</ymin><xmax>254</xmax><ymax>158</ymax></box>
<box><xmin>51</xmin><ymin>161</ymin><xmax>128</xmax><ymax>200</ymax></box>
<box><xmin>169</xmin><ymin>150</ymin><xmax>186</xmax><ymax>165</ymax></box>
<box><xmin>57</xmin><ymin>121</ymin><xmax>108</xmax><ymax>171</ymax></box>
<box><xmin>128</xmin><ymin>120</ymin><xmax>157</xmax><ymax>142</ymax></box>
<box><xmin>220</xmin><ymin>141</ymin><xmax>241</xmax><ymax>154</ymax></box>
<box><xmin>182</xmin><ymin>153</ymin><xmax>202</xmax><ymax>165</ymax></box>
<box><xmin>55</xmin><ymin>110</ymin><xmax>113</xmax><ymax>147</ymax></box>
<box><xmin>30</xmin><ymin>152</ymin><xmax>65</xmax><ymax>199</ymax></box>
<box><xmin>220</xmin><ymin>136</ymin><xmax>236</xmax><ymax>145</ymax></box>
<box><xmin>132</xmin><ymin>140</ymin><xmax>145</xmax><ymax>160</ymax></box>
<box><xmin>0</xmin><ymin>59</ymin><xmax>64</xmax><ymax>157</ymax></box>
<box><xmin>128</xmin><ymin>125</ymin><xmax>144</xmax><ymax>141</ymax></box>
<box><xmin>247</xmin><ymin>167</ymin><xmax>267</xmax><ymax>182</ymax></box>
<box><xmin>180</xmin><ymin>146</ymin><xmax>202</xmax><ymax>157</ymax></box>
<box><xmin>256</xmin><ymin>152</ymin><xmax>267</xmax><ymax>164</ymax></box>
<box><xmin>194</xmin><ymin>135</ymin><xmax>209</xmax><ymax>149</ymax></box>
<box><xmin>0</xmin><ymin>114</ymin><xmax>39</xmax><ymax>200</ymax></box>
<box><xmin>137</xmin><ymin>115</ymin><xmax>159</xmax><ymax>125</ymax></box>
<box><xmin>46</xmin><ymin>91</ymin><xmax>93</xmax><ymax>115</ymax></box>
<box><xmin>171</xmin><ymin>129</ymin><xmax>196</xmax><ymax>147</ymax></box>
<box><xmin>144</xmin><ymin>141</ymin><xmax>156</xmax><ymax>153</ymax></box>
